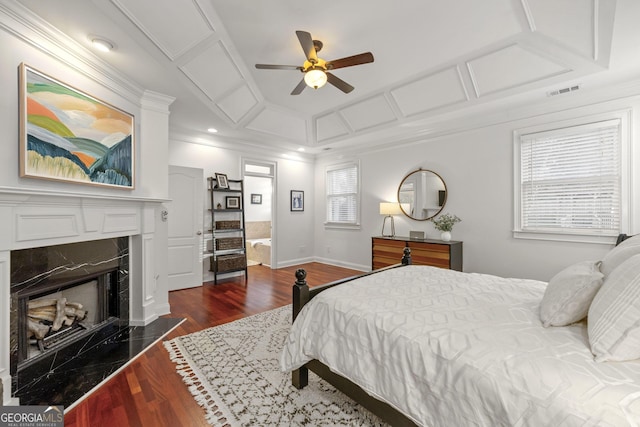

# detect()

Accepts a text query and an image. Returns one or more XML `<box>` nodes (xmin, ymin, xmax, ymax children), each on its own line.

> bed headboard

<box><xmin>616</xmin><ymin>233</ymin><xmax>635</xmax><ymax>246</ymax></box>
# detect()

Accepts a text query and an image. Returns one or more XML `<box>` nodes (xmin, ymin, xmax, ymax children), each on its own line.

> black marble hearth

<box><xmin>8</xmin><ymin>237</ymin><xmax>184</xmax><ymax>408</ymax></box>
<box><xmin>15</xmin><ymin>316</ymin><xmax>183</xmax><ymax>407</ymax></box>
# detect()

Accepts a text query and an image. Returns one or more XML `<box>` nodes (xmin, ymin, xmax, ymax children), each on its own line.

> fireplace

<box><xmin>17</xmin><ymin>268</ymin><xmax>118</xmax><ymax>368</ymax></box>
<box><xmin>9</xmin><ymin>238</ymin><xmax>129</xmax><ymax>400</ymax></box>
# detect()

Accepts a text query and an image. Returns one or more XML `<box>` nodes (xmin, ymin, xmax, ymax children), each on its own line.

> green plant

<box><xmin>431</xmin><ymin>213</ymin><xmax>461</xmax><ymax>232</ymax></box>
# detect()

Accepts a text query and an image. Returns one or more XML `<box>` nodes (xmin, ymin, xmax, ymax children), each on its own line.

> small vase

<box><xmin>440</xmin><ymin>231</ymin><xmax>451</xmax><ymax>241</ymax></box>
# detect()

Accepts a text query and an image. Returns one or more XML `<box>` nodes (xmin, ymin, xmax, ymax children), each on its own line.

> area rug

<box><xmin>163</xmin><ymin>305</ymin><xmax>386</xmax><ymax>426</ymax></box>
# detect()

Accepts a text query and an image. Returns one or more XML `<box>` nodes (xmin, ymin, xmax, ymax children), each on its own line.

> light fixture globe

<box><xmin>89</xmin><ymin>35</ymin><xmax>116</xmax><ymax>52</ymax></box>
<box><xmin>304</xmin><ymin>68</ymin><xmax>327</xmax><ymax>89</ymax></box>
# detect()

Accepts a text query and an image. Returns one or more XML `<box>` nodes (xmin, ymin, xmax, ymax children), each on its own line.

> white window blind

<box><xmin>326</xmin><ymin>163</ymin><xmax>359</xmax><ymax>224</ymax></box>
<box><xmin>519</xmin><ymin>119</ymin><xmax>621</xmax><ymax>236</ymax></box>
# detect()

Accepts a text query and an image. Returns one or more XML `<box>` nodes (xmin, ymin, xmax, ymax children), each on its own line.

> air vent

<box><xmin>547</xmin><ymin>84</ymin><xmax>581</xmax><ymax>97</ymax></box>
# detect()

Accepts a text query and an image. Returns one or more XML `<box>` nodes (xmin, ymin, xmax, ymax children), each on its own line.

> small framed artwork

<box><xmin>251</xmin><ymin>194</ymin><xmax>262</xmax><ymax>204</ymax></box>
<box><xmin>290</xmin><ymin>190</ymin><xmax>304</xmax><ymax>212</ymax></box>
<box><xmin>215</xmin><ymin>173</ymin><xmax>228</xmax><ymax>189</ymax></box>
<box><xmin>226</xmin><ymin>196</ymin><xmax>240</xmax><ymax>209</ymax></box>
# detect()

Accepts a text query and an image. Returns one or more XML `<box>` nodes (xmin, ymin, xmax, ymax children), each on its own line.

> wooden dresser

<box><xmin>372</xmin><ymin>236</ymin><xmax>462</xmax><ymax>271</ymax></box>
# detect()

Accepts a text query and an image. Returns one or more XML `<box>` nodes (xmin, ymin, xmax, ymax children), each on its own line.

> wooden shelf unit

<box><xmin>208</xmin><ymin>177</ymin><xmax>247</xmax><ymax>285</ymax></box>
<box><xmin>372</xmin><ymin>236</ymin><xmax>462</xmax><ymax>271</ymax></box>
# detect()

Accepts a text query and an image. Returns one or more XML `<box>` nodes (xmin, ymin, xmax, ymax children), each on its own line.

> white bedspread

<box><xmin>280</xmin><ymin>265</ymin><xmax>640</xmax><ymax>427</ymax></box>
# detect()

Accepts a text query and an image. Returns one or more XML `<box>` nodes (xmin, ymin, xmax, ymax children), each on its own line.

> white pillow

<box><xmin>539</xmin><ymin>261</ymin><xmax>604</xmax><ymax>327</ymax></box>
<box><xmin>600</xmin><ymin>234</ymin><xmax>640</xmax><ymax>277</ymax></box>
<box><xmin>588</xmin><ymin>253</ymin><xmax>640</xmax><ymax>362</ymax></box>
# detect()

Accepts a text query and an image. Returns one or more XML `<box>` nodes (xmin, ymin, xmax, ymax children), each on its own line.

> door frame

<box><xmin>242</xmin><ymin>159</ymin><xmax>276</xmax><ymax>268</ymax></box>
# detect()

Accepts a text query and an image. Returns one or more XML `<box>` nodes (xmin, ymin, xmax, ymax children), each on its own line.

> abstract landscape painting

<box><xmin>19</xmin><ymin>63</ymin><xmax>134</xmax><ymax>189</ymax></box>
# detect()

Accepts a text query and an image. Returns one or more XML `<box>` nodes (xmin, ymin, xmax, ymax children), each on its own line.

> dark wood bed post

<box><xmin>292</xmin><ymin>268</ymin><xmax>309</xmax><ymax>389</ymax></box>
<box><xmin>401</xmin><ymin>246</ymin><xmax>412</xmax><ymax>265</ymax></box>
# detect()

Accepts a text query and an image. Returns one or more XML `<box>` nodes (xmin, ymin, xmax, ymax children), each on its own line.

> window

<box><xmin>326</xmin><ymin>161</ymin><xmax>360</xmax><ymax>227</ymax></box>
<box><xmin>514</xmin><ymin>114</ymin><xmax>628</xmax><ymax>243</ymax></box>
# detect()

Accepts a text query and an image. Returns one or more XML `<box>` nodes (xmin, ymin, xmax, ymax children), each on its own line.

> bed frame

<box><xmin>291</xmin><ymin>247</ymin><xmax>417</xmax><ymax>426</ymax></box>
<box><xmin>290</xmin><ymin>234</ymin><xmax>635</xmax><ymax>426</ymax></box>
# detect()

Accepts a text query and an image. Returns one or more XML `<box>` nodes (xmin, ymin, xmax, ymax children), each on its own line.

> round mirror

<box><xmin>397</xmin><ymin>169</ymin><xmax>447</xmax><ymax>220</ymax></box>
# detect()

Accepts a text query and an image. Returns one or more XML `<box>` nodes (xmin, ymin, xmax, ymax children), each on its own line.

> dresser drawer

<box><xmin>372</xmin><ymin>237</ymin><xmax>462</xmax><ymax>271</ymax></box>
<box><xmin>372</xmin><ymin>238</ymin><xmax>406</xmax><ymax>269</ymax></box>
<box><xmin>408</xmin><ymin>242</ymin><xmax>451</xmax><ymax>268</ymax></box>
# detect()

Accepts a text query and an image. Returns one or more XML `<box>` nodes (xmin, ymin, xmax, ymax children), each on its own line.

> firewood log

<box><xmin>28</xmin><ymin>311</ymin><xmax>55</xmax><ymax>322</ymax></box>
<box><xmin>28</xmin><ymin>319</ymin><xmax>50</xmax><ymax>340</ymax></box>
<box><xmin>66</xmin><ymin>302</ymin><xmax>84</xmax><ymax>310</ymax></box>
<box><xmin>28</xmin><ymin>299</ymin><xmax>58</xmax><ymax>309</ymax></box>
<box><xmin>29</xmin><ymin>306</ymin><xmax>56</xmax><ymax>314</ymax></box>
<box><xmin>52</xmin><ymin>298</ymin><xmax>67</xmax><ymax>331</ymax></box>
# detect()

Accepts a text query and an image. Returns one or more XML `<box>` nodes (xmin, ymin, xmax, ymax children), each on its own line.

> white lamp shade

<box><xmin>379</xmin><ymin>202</ymin><xmax>402</xmax><ymax>215</ymax></box>
<box><xmin>304</xmin><ymin>69</ymin><xmax>328</xmax><ymax>89</ymax></box>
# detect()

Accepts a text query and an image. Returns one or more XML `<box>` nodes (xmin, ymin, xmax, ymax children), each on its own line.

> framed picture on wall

<box><xmin>251</xmin><ymin>194</ymin><xmax>262</xmax><ymax>204</ymax></box>
<box><xmin>290</xmin><ymin>190</ymin><xmax>304</xmax><ymax>211</ymax></box>
<box><xmin>226</xmin><ymin>196</ymin><xmax>240</xmax><ymax>209</ymax></box>
<box><xmin>215</xmin><ymin>173</ymin><xmax>228</xmax><ymax>189</ymax></box>
<box><xmin>19</xmin><ymin>63</ymin><xmax>135</xmax><ymax>189</ymax></box>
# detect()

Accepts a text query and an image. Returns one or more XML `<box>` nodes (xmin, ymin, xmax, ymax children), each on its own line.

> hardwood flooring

<box><xmin>63</xmin><ymin>262</ymin><xmax>361</xmax><ymax>427</ymax></box>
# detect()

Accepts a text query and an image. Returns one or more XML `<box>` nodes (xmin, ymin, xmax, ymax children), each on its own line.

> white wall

<box><xmin>244</xmin><ymin>176</ymin><xmax>272</xmax><ymax>222</ymax></box>
<box><xmin>0</xmin><ymin>9</ymin><xmax>168</xmax><ymax>201</ymax></box>
<box><xmin>0</xmin><ymin>8</ymin><xmax>174</xmax><ymax>403</ymax></box>
<box><xmin>314</xmin><ymin>96</ymin><xmax>640</xmax><ymax>281</ymax></box>
<box><xmin>168</xmin><ymin>138</ymin><xmax>315</xmax><ymax>278</ymax></box>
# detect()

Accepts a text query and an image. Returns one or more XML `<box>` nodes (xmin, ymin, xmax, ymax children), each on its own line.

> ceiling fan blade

<box><xmin>255</xmin><ymin>64</ymin><xmax>302</xmax><ymax>70</ymax></box>
<box><xmin>326</xmin><ymin>72</ymin><xmax>354</xmax><ymax>93</ymax></box>
<box><xmin>296</xmin><ymin>30</ymin><xmax>318</xmax><ymax>63</ymax></box>
<box><xmin>291</xmin><ymin>78</ymin><xmax>307</xmax><ymax>95</ymax></box>
<box><xmin>326</xmin><ymin>52</ymin><xmax>374</xmax><ymax>70</ymax></box>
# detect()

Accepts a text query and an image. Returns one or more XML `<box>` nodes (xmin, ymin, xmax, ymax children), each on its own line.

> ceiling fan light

<box><xmin>304</xmin><ymin>68</ymin><xmax>327</xmax><ymax>89</ymax></box>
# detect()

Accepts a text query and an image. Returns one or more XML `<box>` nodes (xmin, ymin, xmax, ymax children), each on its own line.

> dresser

<box><xmin>372</xmin><ymin>236</ymin><xmax>463</xmax><ymax>271</ymax></box>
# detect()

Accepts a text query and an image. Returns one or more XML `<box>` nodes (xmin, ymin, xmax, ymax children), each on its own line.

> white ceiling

<box><xmin>14</xmin><ymin>0</ymin><xmax>640</xmax><ymax>153</ymax></box>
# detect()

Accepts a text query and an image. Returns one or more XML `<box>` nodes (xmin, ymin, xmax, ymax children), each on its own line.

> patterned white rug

<box><xmin>164</xmin><ymin>305</ymin><xmax>386</xmax><ymax>426</ymax></box>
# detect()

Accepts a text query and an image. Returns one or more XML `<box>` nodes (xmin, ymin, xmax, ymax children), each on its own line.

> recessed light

<box><xmin>207</xmin><ymin>128</ymin><xmax>218</xmax><ymax>133</ymax></box>
<box><xmin>297</xmin><ymin>147</ymin><xmax>305</xmax><ymax>152</ymax></box>
<box><xmin>90</xmin><ymin>36</ymin><xmax>115</xmax><ymax>52</ymax></box>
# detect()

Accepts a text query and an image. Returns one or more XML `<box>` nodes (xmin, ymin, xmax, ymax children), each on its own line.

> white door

<box><xmin>167</xmin><ymin>165</ymin><xmax>203</xmax><ymax>291</ymax></box>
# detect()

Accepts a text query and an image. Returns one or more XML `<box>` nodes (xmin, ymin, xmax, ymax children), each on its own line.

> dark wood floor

<box><xmin>64</xmin><ymin>262</ymin><xmax>361</xmax><ymax>427</ymax></box>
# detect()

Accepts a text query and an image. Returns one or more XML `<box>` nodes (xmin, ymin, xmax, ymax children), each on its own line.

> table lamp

<box><xmin>380</xmin><ymin>202</ymin><xmax>402</xmax><ymax>237</ymax></box>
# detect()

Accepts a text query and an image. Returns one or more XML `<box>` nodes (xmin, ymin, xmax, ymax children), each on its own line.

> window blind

<box><xmin>326</xmin><ymin>163</ymin><xmax>358</xmax><ymax>224</ymax></box>
<box><xmin>520</xmin><ymin>119</ymin><xmax>621</xmax><ymax>235</ymax></box>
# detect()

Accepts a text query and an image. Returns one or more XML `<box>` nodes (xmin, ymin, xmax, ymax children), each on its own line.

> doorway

<box><xmin>167</xmin><ymin>165</ymin><xmax>204</xmax><ymax>290</ymax></box>
<box><xmin>242</xmin><ymin>160</ymin><xmax>275</xmax><ymax>268</ymax></box>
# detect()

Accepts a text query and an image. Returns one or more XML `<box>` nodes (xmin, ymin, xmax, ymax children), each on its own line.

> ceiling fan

<box><xmin>255</xmin><ymin>30</ymin><xmax>374</xmax><ymax>95</ymax></box>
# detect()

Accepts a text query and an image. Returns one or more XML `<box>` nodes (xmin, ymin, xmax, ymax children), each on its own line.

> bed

<box><xmin>281</xmin><ymin>237</ymin><xmax>640</xmax><ymax>426</ymax></box>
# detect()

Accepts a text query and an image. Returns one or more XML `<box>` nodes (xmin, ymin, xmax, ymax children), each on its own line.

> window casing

<box><xmin>325</xmin><ymin>161</ymin><xmax>360</xmax><ymax>228</ymax></box>
<box><xmin>514</xmin><ymin>113</ymin><xmax>629</xmax><ymax>243</ymax></box>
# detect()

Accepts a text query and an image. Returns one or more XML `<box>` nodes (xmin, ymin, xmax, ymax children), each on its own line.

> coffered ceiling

<box><xmin>14</xmin><ymin>0</ymin><xmax>640</xmax><ymax>153</ymax></box>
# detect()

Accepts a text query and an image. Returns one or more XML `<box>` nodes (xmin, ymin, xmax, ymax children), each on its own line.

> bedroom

<box><xmin>0</xmin><ymin>0</ymin><xmax>639</xmax><ymax>424</ymax></box>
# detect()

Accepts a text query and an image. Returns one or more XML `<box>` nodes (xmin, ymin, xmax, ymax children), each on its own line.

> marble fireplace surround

<box><xmin>0</xmin><ymin>189</ymin><xmax>167</xmax><ymax>405</ymax></box>
<box><xmin>10</xmin><ymin>237</ymin><xmax>130</xmax><ymax>396</ymax></box>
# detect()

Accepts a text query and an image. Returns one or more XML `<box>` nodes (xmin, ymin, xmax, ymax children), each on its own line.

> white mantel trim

<box><xmin>0</xmin><ymin>192</ymin><xmax>164</xmax><ymax>405</ymax></box>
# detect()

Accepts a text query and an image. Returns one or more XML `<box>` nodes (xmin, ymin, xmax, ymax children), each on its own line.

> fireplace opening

<box><xmin>10</xmin><ymin>236</ymin><xmax>130</xmax><ymax>395</ymax></box>
<box><xmin>17</xmin><ymin>268</ymin><xmax>119</xmax><ymax>369</ymax></box>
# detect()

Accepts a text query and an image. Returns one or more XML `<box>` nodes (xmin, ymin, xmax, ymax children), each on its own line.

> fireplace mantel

<box><xmin>0</xmin><ymin>189</ymin><xmax>169</xmax><ymax>405</ymax></box>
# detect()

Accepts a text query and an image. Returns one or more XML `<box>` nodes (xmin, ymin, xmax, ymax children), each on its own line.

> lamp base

<box><xmin>381</xmin><ymin>215</ymin><xmax>395</xmax><ymax>237</ymax></box>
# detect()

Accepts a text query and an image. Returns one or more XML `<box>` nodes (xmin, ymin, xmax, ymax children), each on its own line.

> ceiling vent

<box><xmin>547</xmin><ymin>84</ymin><xmax>581</xmax><ymax>97</ymax></box>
